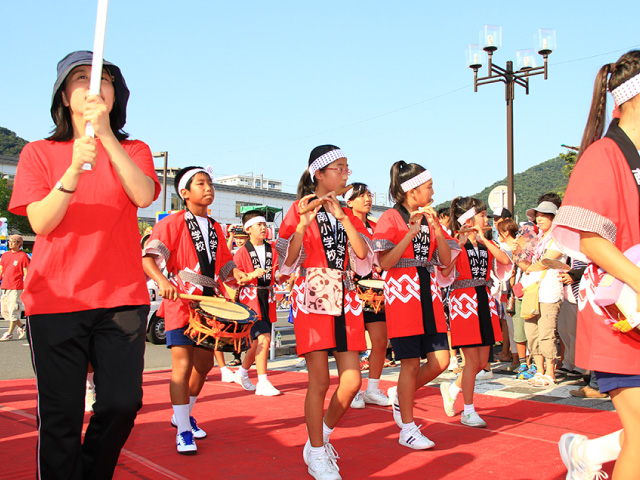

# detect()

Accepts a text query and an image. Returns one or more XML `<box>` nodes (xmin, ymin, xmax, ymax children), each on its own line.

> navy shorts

<box><xmin>390</xmin><ymin>332</ymin><xmax>449</xmax><ymax>360</ymax></box>
<box><xmin>363</xmin><ymin>310</ymin><xmax>386</xmax><ymax>324</ymax></box>
<box><xmin>166</xmin><ymin>326</ymin><xmax>195</xmax><ymax>348</ymax></box>
<box><xmin>250</xmin><ymin>319</ymin><xmax>272</xmax><ymax>340</ymax></box>
<box><xmin>594</xmin><ymin>371</ymin><xmax>640</xmax><ymax>393</ymax></box>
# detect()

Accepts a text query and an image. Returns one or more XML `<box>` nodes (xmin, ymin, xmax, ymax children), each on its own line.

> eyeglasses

<box><xmin>324</xmin><ymin>167</ymin><xmax>352</xmax><ymax>176</ymax></box>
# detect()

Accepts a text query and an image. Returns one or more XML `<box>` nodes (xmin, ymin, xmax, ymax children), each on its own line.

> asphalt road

<box><xmin>0</xmin><ymin>311</ymin><xmax>296</xmax><ymax>381</ymax></box>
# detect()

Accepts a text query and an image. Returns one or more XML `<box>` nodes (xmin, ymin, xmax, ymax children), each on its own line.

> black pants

<box><xmin>28</xmin><ymin>305</ymin><xmax>148</xmax><ymax>480</ymax></box>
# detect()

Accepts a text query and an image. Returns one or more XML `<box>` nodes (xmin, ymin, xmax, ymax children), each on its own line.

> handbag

<box><xmin>506</xmin><ymin>290</ymin><xmax>516</xmax><ymax>315</ymax></box>
<box><xmin>304</xmin><ymin>267</ymin><xmax>343</xmax><ymax>316</ymax></box>
<box><xmin>520</xmin><ymin>271</ymin><xmax>547</xmax><ymax>320</ymax></box>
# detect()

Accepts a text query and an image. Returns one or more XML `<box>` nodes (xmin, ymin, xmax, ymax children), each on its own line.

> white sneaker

<box><xmin>476</xmin><ymin>369</ymin><xmax>494</xmax><ymax>381</ymax></box>
<box><xmin>176</xmin><ymin>431</ymin><xmax>197</xmax><ymax>455</ymax></box>
<box><xmin>221</xmin><ymin>368</ymin><xmax>235</xmax><ymax>383</ymax></box>
<box><xmin>234</xmin><ymin>370</ymin><xmax>256</xmax><ymax>391</ymax></box>
<box><xmin>0</xmin><ymin>332</ymin><xmax>13</xmax><ymax>341</ymax></box>
<box><xmin>387</xmin><ymin>386</ymin><xmax>403</xmax><ymax>428</ymax></box>
<box><xmin>85</xmin><ymin>386</ymin><xmax>96</xmax><ymax>413</ymax></box>
<box><xmin>363</xmin><ymin>388</ymin><xmax>392</xmax><ymax>406</ymax></box>
<box><xmin>448</xmin><ymin>356</ymin><xmax>458</xmax><ymax>371</ymax></box>
<box><xmin>559</xmin><ymin>433</ymin><xmax>606</xmax><ymax>480</ymax></box>
<box><xmin>306</xmin><ymin>443</ymin><xmax>341</xmax><ymax>480</ymax></box>
<box><xmin>399</xmin><ymin>424</ymin><xmax>435</xmax><ymax>450</ymax></box>
<box><xmin>18</xmin><ymin>326</ymin><xmax>27</xmax><ymax>340</ymax></box>
<box><xmin>350</xmin><ymin>391</ymin><xmax>365</xmax><ymax>409</ymax></box>
<box><xmin>440</xmin><ymin>382</ymin><xmax>457</xmax><ymax>417</ymax></box>
<box><xmin>256</xmin><ymin>379</ymin><xmax>281</xmax><ymax>396</ymax></box>
<box><xmin>296</xmin><ymin>358</ymin><xmax>307</xmax><ymax>368</ymax></box>
<box><xmin>171</xmin><ymin>414</ymin><xmax>207</xmax><ymax>439</ymax></box>
<box><xmin>461</xmin><ymin>411</ymin><xmax>486</xmax><ymax>428</ymax></box>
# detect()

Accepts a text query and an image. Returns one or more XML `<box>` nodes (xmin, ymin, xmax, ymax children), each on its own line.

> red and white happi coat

<box><xmin>144</xmin><ymin>210</ymin><xmax>236</xmax><ymax>331</ymax></box>
<box><xmin>233</xmin><ymin>241</ymin><xmax>279</xmax><ymax>323</ymax></box>
<box><xmin>448</xmin><ymin>242</ymin><xmax>511</xmax><ymax>346</ymax></box>
<box><xmin>276</xmin><ymin>201</ymin><xmax>373</xmax><ymax>354</ymax></box>
<box><xmin>372</xmin><ymin>206</ymin><xmax>459</xmax><ymax>339</ymax></box>
<box><xmin>552</xmin><ymin>123</ymin><xmax>640</xmax><ymax>375</ymax></box>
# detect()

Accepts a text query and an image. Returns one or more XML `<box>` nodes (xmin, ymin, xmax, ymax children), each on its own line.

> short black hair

<box><xmin>241</xmin><ymin>209</ymin><xmax>266</xmax><ymax>225</ymax></box>
<box><xmin>537</xmin><ymin>192</ymin><xmax>562</xmax><ymax>208</ymax></box>
<box><xmin>437</xmin><ymin>207</ymin><xmax>450</xmax><ymax>218</ymax></box>
<box><xmin>174</xmin><ymin>166</ymin><xmax>211</xmax><ymax>207</ymax></box>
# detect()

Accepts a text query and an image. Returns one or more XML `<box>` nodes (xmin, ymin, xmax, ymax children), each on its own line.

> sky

<box><xmin>2</xmin><ymin>1</ymin><xmax>640</xmax><ymax>207</ymax></box>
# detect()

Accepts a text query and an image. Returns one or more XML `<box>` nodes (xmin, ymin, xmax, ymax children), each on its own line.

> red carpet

<box><xmin>0</xmin><ymin>369</ymin><xmax>619</xmax><ymax>479</ymax></box>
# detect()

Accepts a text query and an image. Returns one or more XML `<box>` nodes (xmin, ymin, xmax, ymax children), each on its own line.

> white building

<box><xmin>0</xmin><ymin>154</ymin><xmax>388</xmax><ymax>233</ymax></box>
<box><xmin>138</xmin><ymin>173</ymin><xmax>388</xmax><ymax>228</ymax></box>
<box><xmin>214</xmin><ymin>173</ymin><xmax>282</xmax><ymax>191</ymax></box>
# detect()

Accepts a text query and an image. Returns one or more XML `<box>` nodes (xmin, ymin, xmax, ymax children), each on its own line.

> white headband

<box><xmin>244</xmin><ymin>216</ymin><xmax>267</xmax><ymax>231</ymax></box>
<box><xmin>401</xmin><ymin>170</ymin><xmax>432</xmax><ymax>192</ymax></box>
<box><xmin>457</xmin><ymin>207</ymin><xmax>476</xmax><ymax>225</ymax></box>
<box><xmin>308</xmin><ymin>149</ymin><xmax>346</xmax><ymax>180</ymax></box>
<box><xmin>343</xmin><ymin>187</ymin><xmax>355</xmax><ymax>202</ymax></box>
<box><xmin>178</xmin><ymin>166</ymin><xmax>214</xmax><ymax>199</ymax></box>
<box><xmin>611</xmin><ymin>72</ymin><xmax>640</xmax><ymax>106</ymax></box>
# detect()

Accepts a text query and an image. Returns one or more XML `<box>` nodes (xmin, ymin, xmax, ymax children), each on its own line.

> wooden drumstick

<box><xmin>178</xmin><ymin>293</ymin><xmax>229</xmax><ymax>304</ymax></box>
<box><xmin>299</xmin><ymin>184</ymin><xmax>353</xmax><ymax>214</ymax></box>
<box><xmin>456</xmin><ymin>226</ymin><xmax>493</xmax><ymax>234</ymax></box>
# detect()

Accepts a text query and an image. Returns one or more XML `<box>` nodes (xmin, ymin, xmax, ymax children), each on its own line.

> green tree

<box><xmin>0</xmin><ymin>127</ymin><xmax>28</xmax><ymax>156</ymax></box>
<box><xmin>0</xmin><ymin>177</ymin><xmax>34</xmax><ymax>235</ymax></box>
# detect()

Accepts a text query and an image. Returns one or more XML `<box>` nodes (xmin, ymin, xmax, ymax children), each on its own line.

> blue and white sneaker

<box><xmin>387</xmin><ymin>386</ymin><xmax>403</xmax><ymax>428</ymax></box>
<box><xmin>399</xmin><ymin>424</ymin><xmax>435</xmax><ymax>450</ymax></box>
<box><xmin>517</xmin><ymin>365</ymin><xmax>537</xmax><ymax>380</ymax></box>
<box><xmin>176</xmin><ymin>430</ymin><xmax>197</xmax><ymax>455</ymax></box>
<box><xmin>171</xmin><ymin>415</ymin><xmax>207</xmax><ymax>439</ymax></box>
<box><xmin>514</xmin><ymin>363</ymin><xmax>529</xmax><ymax>375</ymax></box>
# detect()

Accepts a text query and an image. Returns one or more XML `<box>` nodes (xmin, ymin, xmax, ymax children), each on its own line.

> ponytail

<box><xmin>578</xmin><ymin>50</ymin><xmax>640</xmax><ymax>161</ymax></box>
<box><xmin>388</xmin><ymin>161</ymin><xmax>426</xmax><ymax>205</ymax></box>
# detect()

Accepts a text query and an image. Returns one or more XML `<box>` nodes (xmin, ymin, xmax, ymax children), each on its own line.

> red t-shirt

<box><xmin>9</xmin><ymin>139</ymin><xmax>161</xmax><ymax>316</ymax></box>
<box><xmin>0</xmin><ymin>251</ymin><xmax>30</xmax><ymax>290</ymax></box>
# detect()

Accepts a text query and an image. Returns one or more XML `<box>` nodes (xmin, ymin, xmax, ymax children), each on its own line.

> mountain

<box><xmin>0</xmin><ymin>127</ymin><xmax>28</xmax><ymax>156</ymax></box>
<box><xmin>434</xmin><ymin>155</ymin><xmax>568</xmax><ymax>222</ymax></box>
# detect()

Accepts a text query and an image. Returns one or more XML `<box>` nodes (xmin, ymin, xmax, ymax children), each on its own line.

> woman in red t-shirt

<box><xmin>9</xmin><ymin>51</ymin><xmax>160</xmax><ymax>480</ymax></box>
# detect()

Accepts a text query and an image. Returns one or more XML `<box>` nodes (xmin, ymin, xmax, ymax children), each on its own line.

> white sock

<box><xmin>220</xmin><ymin>366</ymin><xmax>231</xmax><ymax>374</ymax></box>
<box><xmin>258</xmin><ymin>374</ymin><xmax>268</xmax><ymax>384</ymax></box>
<box><xmin>449</xmin><ymin>382</ymin><xmax>462</xmax><ymax>399</ymax></box>
<box><xmin>322</xmin><ymin>420</ymin><xmax>334</xmax><ymax>443</ymax></box>
<box><xmin>86</xmin><ymin>372</ymin><xmax>95</xmax><ymax>389</ymax></box>
<box><xmin>401</xmin><ymin>421</ymin><xmax>416</xmax><ymax>434</ymax></box>
<box><xmin>172</xmin><ymin>404</ymin><xmax>191</xmax><ymax>433</ymax></box>
<box><xmin>309</xmin><ymin>445</ymin><xmax>325</xmax><ymax>460</ymax></box>
<box><xmin>367</xmin><ymin>378</ymin><xmax>380</xmax><ymax>393</ymax></box>
<box><xmin>189</xmin><ymin>396</ymin><xmax>197</xmax><ymax>415</ymax></box>
<box><xmin>580</xmin><ymin>430</ymin><xmax>622</xmax><ymax>469</ymax></box>
<box><xmin>463</xmin><ymin>404</ymin><xmax>475</xmax><ymax>415</ymax></box>
<box><xmin>239</xmin><ymin>366</ymin><xmax>249</xmax><ymax>377</ymax></box>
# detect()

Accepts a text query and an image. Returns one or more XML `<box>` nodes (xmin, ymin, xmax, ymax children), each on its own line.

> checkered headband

<box><xmin>611</xmin><ymin>72</ymin><xmax>640</xmax><ymax>107</ymax></box>
<box><xmin>308</xmin><ymin>149</ymin><xmax>346</xmax><ymax>180</ymax></box>
<box><xmin>400</xmin><ymin>170</ymin><xmax>432</xmax><ymax>192</ymax></box>
<box><xmin>457</xmin><ymin>207</ymin><xmax>476</xmax><ymax>225</ymax></box>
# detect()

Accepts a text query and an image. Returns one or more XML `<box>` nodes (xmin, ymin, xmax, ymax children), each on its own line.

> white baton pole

<box><xmin>83</xmin><ymin>0</ymin><xmax>109</xmax><ymax>170</ymax></box>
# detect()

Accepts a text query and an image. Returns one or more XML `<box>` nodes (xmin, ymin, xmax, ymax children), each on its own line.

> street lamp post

<box><xmin>152</xmin><ymin>151</ymin><xmax>169</xmax><ymax>211</ymax></box>
<box><xmin>467</xmin><ymin>26</ymin><xmax>556</xmax><ymax>213</ymax></box>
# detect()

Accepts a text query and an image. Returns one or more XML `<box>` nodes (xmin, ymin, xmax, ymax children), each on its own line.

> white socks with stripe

<box><xmin>463</xmin><ymin>404</ymin><xmax>475</xmax><ymax>415</ymax></box>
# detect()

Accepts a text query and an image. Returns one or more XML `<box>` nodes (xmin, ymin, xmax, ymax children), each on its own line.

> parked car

<box><xmin>146</xmin><ymin>280</ymin><xmax>165</xmax><ymax>344</ymax></box>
